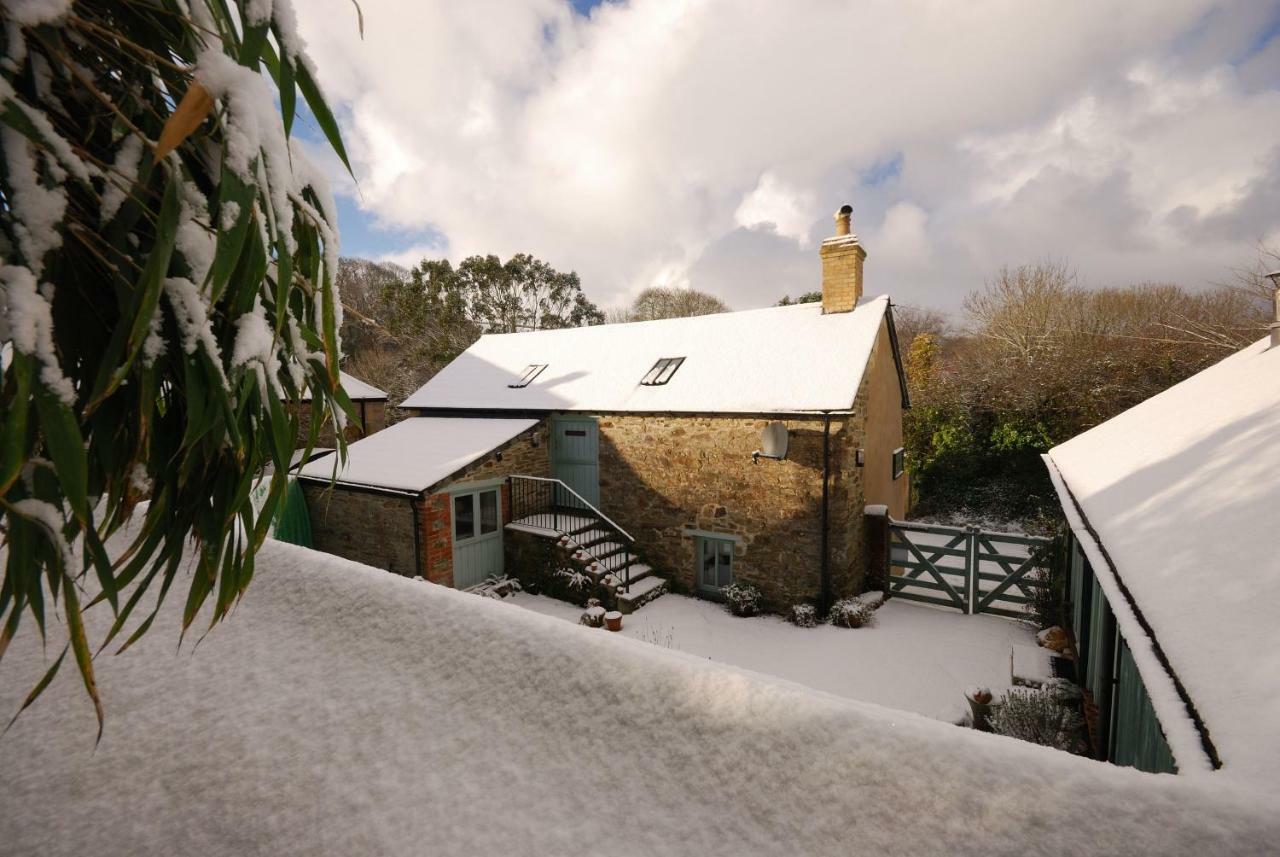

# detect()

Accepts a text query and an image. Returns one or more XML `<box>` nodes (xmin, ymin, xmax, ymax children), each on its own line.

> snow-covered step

<box><xmin>621</xmin><ymin>562</ymin><xmax>654</xmax><ymax>584</ymax></box>
<box><xmin>616</xmin><ymin>575</ymin><xmax>668</xmax><ymax>614</ymax></box>
<box><xmin>586</xmin><ymin>540</ymin><xmax>628</xmax><ymax>559</ymax></box>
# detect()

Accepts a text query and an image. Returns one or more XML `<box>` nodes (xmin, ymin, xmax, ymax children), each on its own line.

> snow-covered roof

<box><xmin>298</xmin><ymin>370</ymin><xmax>387</xmax><ymax>401</ymax></box>
<box><xmin>1046</xmin><ymin>337</ymin><xmax>1280</xmax><ymax>790</ymax></box>
<box><xmin>402</xmin><ymin>297</ymin><xmax>896</xmax><ymax>414</ymax></box>
<box><xmin>1</xmin><ymin>539</ymin><xmax>1276</xmax><ymax>855</ymax></box>
<box><xmin>295</xmin><ymin>416</ymin><xmax>536</xmax><ymax>493</ymax></box>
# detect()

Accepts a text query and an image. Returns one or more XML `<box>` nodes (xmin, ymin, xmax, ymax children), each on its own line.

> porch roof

<box><xmin>401</xmin><ymin>296</ymin><xmax>896</xmax><ymax>414</ymax></box>
<box><xmin>296</xmin><ymin>416</ymin><xmax>537</xmax><ymax>493</ymax></box>
<box><xmin>1045</xmin><ymin>337</ymin><xmax>1280</xmax><ymax>790</ymax></box>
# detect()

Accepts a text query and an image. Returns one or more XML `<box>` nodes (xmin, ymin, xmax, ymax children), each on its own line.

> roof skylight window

<box><xmin>508</xmin><ymin>364</ymin><xmax>547</xmax><ymax>388</ymax></box>
<box><xmin>640</xmin><ymin>357</ymin><xmax>685</xmax><ymax>386</ymax></box>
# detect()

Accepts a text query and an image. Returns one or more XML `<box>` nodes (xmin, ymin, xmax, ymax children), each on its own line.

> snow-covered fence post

<box><xmin>965</xmin><ymin>525</ymin><xmax>981</xmax><ymax>615</ymax></box>
<box><xmin>864</xmin><ymin>505</ymin><xmax>891</xmax><ymax>599</ymax></box>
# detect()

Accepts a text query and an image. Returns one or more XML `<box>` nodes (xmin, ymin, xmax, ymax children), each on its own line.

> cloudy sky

<box><xmin>295</xmin><ymin>0</ymin><xmax>1280</xmax><ymax>312</ymax></box>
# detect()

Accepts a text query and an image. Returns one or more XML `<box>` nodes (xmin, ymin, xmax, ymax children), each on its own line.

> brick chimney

<box><xmin>820</xmin><ymin>204</ymin><xmax>866</xmax><ymax>314</ymax></box>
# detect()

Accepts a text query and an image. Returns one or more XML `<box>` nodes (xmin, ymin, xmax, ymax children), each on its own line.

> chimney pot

<box><xmin>834</xmin><ymin>204</ymin><xmax>853</xmax><ymax>236</ymax></box>
<box><xmin>820</xmin><ymin>203</ymin><xmax>865</xmax><ymax>314</ymax></box>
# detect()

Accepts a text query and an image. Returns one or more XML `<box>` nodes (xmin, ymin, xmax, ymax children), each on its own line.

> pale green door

<box><xmin>452</xmin><ymin>487</ymin><xmax>503</xmax><ymax>589</ymax></box>
<box><xmin>551</xmin><ymin>416</ymin><xmax>600</xmax><ymax>508</ymax></box>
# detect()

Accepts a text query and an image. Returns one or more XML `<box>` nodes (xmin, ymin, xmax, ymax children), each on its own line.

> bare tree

<box><xmin>621</xmin><ymin>287</ymin><xmax>730</xmax><ymax>321</ymax></box>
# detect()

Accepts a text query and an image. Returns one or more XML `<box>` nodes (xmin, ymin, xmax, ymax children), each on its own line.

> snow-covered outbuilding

<box><xmin>1043</xmin><ymin>336</ymin><xmax>1280</xmax><ymax>788</ymax></box>
<box><xmin>297</xmin><ymin>206</ymin><xmax>910</xmax><ymax>613</ymax></box>
<box><xmin>1</xmin><ymin>537</ymin><xmax>1276</xmax><ymax>855</ymax></box>
<box><xmin>295</xmin><ymin>369</ymin><xmax>388</xmax><ymax>446</ymax></box>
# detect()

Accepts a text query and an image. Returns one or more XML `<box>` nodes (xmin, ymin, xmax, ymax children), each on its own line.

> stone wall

<box><xmin>301</xmin><ymin>482</ymin><xmax>418</xmax><ymax>576</ymax></box>
<box><xmin>293</xmin><ymin>399</ymin><xmax>387</xmax><ymax>448</ymax></box>
<box><xmin>596</xmin><ymin>414</ymin><xmax>865</xmax><ymax>612</ymax></box>
<box><xmin>434</xmin><ymin>420</ymin><xmax>552</xmax><ymax>489</ymax></box>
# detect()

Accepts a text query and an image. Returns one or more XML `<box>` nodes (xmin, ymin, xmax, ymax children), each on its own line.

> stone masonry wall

<box><xmin>293</xmin><ymin>399</ymin><xmax>386</xmax><ymax>448</ymax></box>
<box><xmin>301</xmin><ymin>482</ymin><xmax>417</xmax><ymax>576</ymax></box>
<box><xmin>596</xmin><ymin>414</ymin><xmax>865</xmax><ymax>612</ymax></box>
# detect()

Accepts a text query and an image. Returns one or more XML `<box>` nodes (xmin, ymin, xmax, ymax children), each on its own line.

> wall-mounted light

<box><xmin>855</xmin><ymin>448</ymin><xmax>865</xmax><ymax>467</ymax></box>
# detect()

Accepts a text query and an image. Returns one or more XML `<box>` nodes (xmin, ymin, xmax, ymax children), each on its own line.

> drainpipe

<box><xmin>820</xmin><ymin>412</ymin><xmax>832</xmax><ymax>614</ymax></box>
<box><xmin>1267</xmin><ymin>271</ymin><xmax>1280</xmax><ymax>349</ymax></box>
<box><xmin>410</xmin><ymin>494</ymin><xmax>423</xmax><ymax>578</ymax></box>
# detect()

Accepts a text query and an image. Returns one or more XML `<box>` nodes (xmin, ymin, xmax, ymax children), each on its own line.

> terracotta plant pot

<box><xmin>604</xmin><ymin>611</ymin><xmax>623</xmax><ymax>632</ymax></box>
<box><xmin>966</xmin><ymin>687</ymin><xmax>994</xmax><ymax>732</ymax></box>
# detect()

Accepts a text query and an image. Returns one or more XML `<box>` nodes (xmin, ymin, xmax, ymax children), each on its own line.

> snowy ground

<box><xmin>506</xmin><ymin>591</ymin><xmax>1050</xmax><ymax>722</ymax></box>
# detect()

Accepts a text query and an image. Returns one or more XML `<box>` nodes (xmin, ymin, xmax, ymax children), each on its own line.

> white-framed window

<box><xmin>453</xmin><ymin>488</ymin><xmax>500</xmax><ymax>542</ymax></box>
<box><xmin>892</xmin><ymin>447</ymin><xmax>905</xmax><ymax>480</ymax></box>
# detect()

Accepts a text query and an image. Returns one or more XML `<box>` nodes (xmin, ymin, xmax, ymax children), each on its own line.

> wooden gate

<box><xmin>888</xmin><ymin>520</ymin><xmax>1051</xmax><ymax>618</ymax></box>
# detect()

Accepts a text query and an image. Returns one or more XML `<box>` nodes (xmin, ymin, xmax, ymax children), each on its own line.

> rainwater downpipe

<box><xmin>410</xmin><ymin>494</ymin><xmax>423</xmax><ymax>578</ymax></box>
<box><xmin>820</xmin><ymin>411</ymin><xmax>832</xmax><ymax>614</ymax></box>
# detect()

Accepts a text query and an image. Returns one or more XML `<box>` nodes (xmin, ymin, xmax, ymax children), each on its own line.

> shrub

<box><xmin>1028</xmin><ymin>528</ymin><xmax>1071</xmax><ymax>630</ymax></box>
<box><xmin>722</xmin><ymin>583</ymin><xmax>762</xmax><ymax>617</ymax></box>
<box><xmin>829</xmin><ymin>598</ymin><xmax>875</xmax><ymax>629</ymax></box>
<box><xmin>789</xmin><ymin>604</ymin><xmax>818</xmax><ymax>628</ymax></box>
<box><xmin>989</xmin><ymin>688</ymin><xmax>1084</xmax><ymax>752</ymax></box>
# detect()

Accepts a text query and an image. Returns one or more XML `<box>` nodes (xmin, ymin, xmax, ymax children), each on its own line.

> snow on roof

<box><xmin>1046</xmin><ymin>337</ymin><xmax>1280</xmax><ymax>790</ymax></box>
<box><xmin>1</xmin><ymin>540</ymin><xmax>1276</xmax><ymax>855</ymax></box>
<box><xmin>298</xmin><ymin>370</ymin><xmax>387</xmax><ymax>401</ymax></box>
<box><xmin>402</xmin><ymin>297</ymin><xmax>892</xmax><ymax>414</ymax></box>
<box><xmin>295</xmin><ymin>416</ymin><xmax>536</xmax><ymax>493</ymax></box>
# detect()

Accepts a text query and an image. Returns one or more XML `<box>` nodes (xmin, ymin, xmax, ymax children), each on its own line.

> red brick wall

<box><xmin>421</xmin><ymin>493</ymin><xmax>453</xmax><ymax>588</ymax></box>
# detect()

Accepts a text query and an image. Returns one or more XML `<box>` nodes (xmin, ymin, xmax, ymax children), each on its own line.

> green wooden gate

<box><xmin>888</xmin><ymin>520</ymin><xmax>1051</xmax><ymax>617</ymax></box>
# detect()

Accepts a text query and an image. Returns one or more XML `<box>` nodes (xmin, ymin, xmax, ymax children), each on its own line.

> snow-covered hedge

<box><xmin>788</xmin><ymin>604</ymin><xmax>818</xmax><ymax>627</ymax></box>
<box><xmin>829</xmin><ymin>598</ymin><xmax>875</xmax><ymax>629</ymax></box>
<box><xmin>722</xmin><ymin>583</ymin><xmax>762</xmax><ymax>617</ymax></box>
<box><xmin>989</xmin><ymin>688</ymin><xmax>1084</xmax><ymax>753</ymax></box>
<box><xmin>0</xmin><ymin>0</ymin><xmax>353</xmax><ymax>728</ymax></box>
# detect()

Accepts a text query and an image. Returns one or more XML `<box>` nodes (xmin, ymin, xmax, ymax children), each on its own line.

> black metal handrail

<box><xmin>508</xmin><ymin>475</ymin><xmax>634</xmax><ymax>591</ymax></box>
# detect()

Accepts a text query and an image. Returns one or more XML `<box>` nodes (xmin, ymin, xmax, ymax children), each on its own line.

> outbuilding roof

<box><xmin>299</xmin><ymin>370</ymin><xmax>388</xmax><ymax>402</ymax></box>
<box><xmin>296</xmin><ymin>416</ymin><xmax>536</xmax><ymax>493</ymax></box>
<box><xmin>1045</xmin><ymin>337</ymin><xmax>1280</xmax><ymax>790</ymax></box>
<box><xmin>402</xmin><ymin>296</ymin><xmax>899</xmax><ymax>414</ymax></box>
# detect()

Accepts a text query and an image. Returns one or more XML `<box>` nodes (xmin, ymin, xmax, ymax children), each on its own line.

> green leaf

<box><xmin>32</xmin><ymin>388</ymin><xmax>88</xmax><ymax>522</ymax></box>
<box><xmin>206</xmin><ymin>163</ymin><xmax>256</xmax><ymax>303</ymax></box>
<box><xmin>4</xmin><ymin>646</ymin><xmax>67</xmax><ymax>733</ymax></box>
<box><xmin>0</xmin><ymin>351</ymin><xmax>34</xmax><ymax>496</ymax></box>
<box><xmin>62</xmin><ymin>579</ymin><xmax>104</xmax><ymax>743</ymax></box>
<box><xmin>295</xmin><ymin>59</ymin><xmax>352</xmax><ymax>174</ymax></box>
<box><xmin>88</xmin><ymin>171</ymin><xmax>182</xmax><ymax>409</ymax></box>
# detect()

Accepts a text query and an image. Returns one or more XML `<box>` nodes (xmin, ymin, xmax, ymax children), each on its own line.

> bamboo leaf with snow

<box><xmin>0</xmin><ymin>0</ymin><xmax>357</xmax><ymax>732</ymax></box>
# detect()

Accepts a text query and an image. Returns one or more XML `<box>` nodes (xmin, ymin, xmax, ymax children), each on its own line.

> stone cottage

<box><xmin>297</xmin><ymin>205</ymin><xmax>910</xmax><ymax>613</ymax></box>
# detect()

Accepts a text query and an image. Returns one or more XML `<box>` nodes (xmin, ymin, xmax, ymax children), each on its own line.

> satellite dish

<box><xmin>758</xmin><ymin>421</ymin><xmax>789</xmax><ymax>461</ymax></box>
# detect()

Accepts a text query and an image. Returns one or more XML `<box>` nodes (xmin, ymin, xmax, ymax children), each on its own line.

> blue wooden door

<box><xmin>452</xmin><ymin>487</ymin><xmax>503</xmax><ymax>589</ymax></box>
<box><xmin>551</xmin><ymin>417</ymin><xmax>600</xmax><ymax>507</ymax></box>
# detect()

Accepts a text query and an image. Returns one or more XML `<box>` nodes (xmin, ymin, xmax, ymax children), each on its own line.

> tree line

<box><xmin>900</xmin><ymin>255</ymin><xmax>1275</xmax><ymax>524</ymax></box>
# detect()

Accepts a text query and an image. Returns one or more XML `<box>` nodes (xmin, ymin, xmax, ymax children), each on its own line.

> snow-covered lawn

<box><xmin>506</xmin><ymin>591</ymin><xmax>1050</xmax><ymax>722</ymax></box>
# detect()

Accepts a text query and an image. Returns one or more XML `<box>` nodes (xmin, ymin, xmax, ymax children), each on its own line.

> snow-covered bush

<box><xmin>0</xmin><ymin>0</ymin><xmax>353</xmax><ymax>724</ymax></box>
<box><xmin>989</xmin><ymin>688</ymin><xmax>1084</xmax><ymax>752</ymax></box>
<box><xmin>579</xmin><ymin>604</ymin><xmax>606</xmax><ymax>628</ymax></box>
<box><xmin>722</xmin><ymin>583</ymin><xmax>762</xmax><ymax>617</ymax></box>
<box><xmin>829</xmin><ymin>598</ymin><xmax>875</xmax><ymax>628</ymax></box>
<box><xmin>789</xmin><ymin>604</ymin><xmax>818</xmax><ymax>628</ymax></box>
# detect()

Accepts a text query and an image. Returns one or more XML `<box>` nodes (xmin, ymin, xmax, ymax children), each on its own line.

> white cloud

<box><xmin>734</xmin><ymin>172</ymin><xmax>817</xmax><ymax>246</ymax></box>
<box><xmin>296</xmin><ymin>0</ymin><xmax>1280</xmax><ymax>312</ymax></box>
